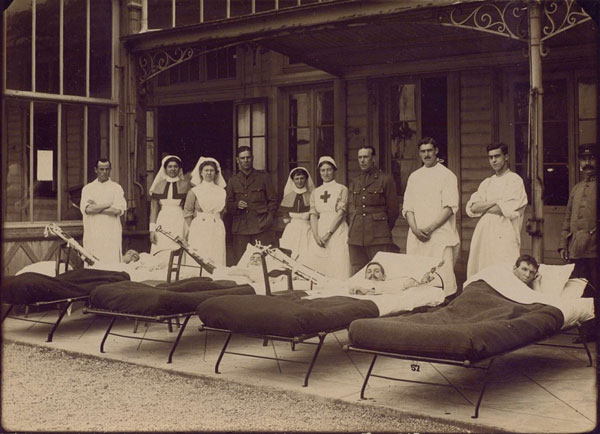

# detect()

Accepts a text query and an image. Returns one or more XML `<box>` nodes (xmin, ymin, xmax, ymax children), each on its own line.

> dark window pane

<box><xmin>317</xmin><ymin>90</ymin><xmax>334</xmax><ymax>125</ymax></box>
<box><xmin>255</xmin><ymin>0</ymin><xmax>275</xmax><ymax>12</ymax></box>
<box><xmin>544</xmin><ymin>164</ymin><xmax>569</xmax><ymax>206</ymax></box>
<box><xmin>514</xmin><ymin>83</ymin><xmax>529</xmax><ymax>123</ymax></box>
<box><xmin>88</xmin><ymin>107</ymin><xmax>111</xmax><ymax>183</ymax></box>
<box><xmin>301</xmin><ymin>0</ymin><xmax>319</xmax><ymax>4</ymax></box>
<box><xmin>33</xmin><ymin>102</ymin><xmax>58</xmax><ymax>221</ymax></box>
<box><xmin>90</xmin><ymin>0</ymin><xmax>112</xmax><ymax>98</ymax></box>
<box><xmin>544</xmin><ymin>80</ymin><xmax>567</xmax><ymax>121</ymax></box>
<box><xmin>6</xmin><ymin>0</ymin><xmax>32</xmax><ymax>91</ymax></box>
<box><xmin>421</xmin><ymin>76</ymin><xmax>448</xmax><ymax>161</ymax></box>
<box><xmin>316</xmin><ymin>126</ymin><xmax>334</xmax><ymax>159</ymax></box>
<box><xmin>544</xmin><ymin>122</ymin><xmax>569</xmax><ymax>163</ymax></box>
<box><xmin>514</xmin><ymin>123</ymin><xmax>528</xmax><ymax>164</ymax></box>
<box><xmin>176</xmin><ymin>0</ymin><xmax>200</xmax><ymax>26</ymax></box>
<box><xmin>62</xmin><ymin>105</ymin><xmax>85</xmax><ymax>220</ymax></box>
<box><xmin>148</xmin><ymin>0</ymin><xmax>172</xmax><ymax>28</ymax></box>
<box><xmin>36</xmin><ymin>0</ymin><xmax>60</xmax><ymax>94</ymax></box>
<box><xmin>64</xmin><ymin>0</ymin><xmax>86</xmax><ymax>96</ymax></box>
<box><xmin>204</xmin><ymin>0</ymin><xmax>227</xmax><ymax>21</ymax></box>
<box><xmin>206</xmin><ymin>47</ymin><xmax>236</xmax><ymax>80</ymax></box>
<box><xmin>279</xmin><ymin>0</ymin><xmax>297</xmax><ymax>8</ymax></box>
<box><xmin>231</xmin><ymin>0</ymin><xmax>252</xmax><ymax>17</ymax></box>
<box><xmin>4</xmin><ymin>100</ymin><xmax>30</xmax><ymax>222</ymax></box>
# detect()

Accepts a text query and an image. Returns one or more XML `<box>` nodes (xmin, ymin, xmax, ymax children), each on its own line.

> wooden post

<box><xmin>527</xmin><ymin>1</ymin><xmax>544</xmax><ymax>262</ymax></box>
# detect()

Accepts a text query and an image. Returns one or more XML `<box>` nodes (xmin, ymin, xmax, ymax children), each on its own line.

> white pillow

<box><xmin>348</xmin><ymin>252</ymin><xmax>441</xmax><ymax>285</ymax></box>
<box><xmin>562</xmin><ymin>278</ymin><xmax>588</xmax><ymax>299</ymax></box>
<box><xmin>533</xmin><ymin>263</ymin><xmax>575</xmax><ymax>297</ymax></box>
<box><xmin>15</xmin><ymin>261</ymin><xmax>68</xmax><ymax>277</ymax></box>
<box><xmin>236</xmin><ymin>243</ymin><xmax>280</xmax><ymax>270</ymax></box>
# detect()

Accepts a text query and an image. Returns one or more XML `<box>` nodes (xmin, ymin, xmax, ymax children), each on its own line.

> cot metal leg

<box><xmin>472</xmin><ymin>358</ymin><xmax>494</xmax><ymax>419</ymax></box>
<box><xmin>291</xmin><ymin>341</ymin><xmax>296</xmax><ymax>351</ymax></box>
<box><xmin>361</xmin><ymin>355</ymin><xmax>378</xmax><ymax>399</ymax></box>
<box><xmin>262</xmin><ymin>338</ymin><xmax>269</xmax><ymax>346</ymax></box>
<box><xmin>133</xmin><ymin>319</ymin><xmax>139</xmax><ymax>334</ymax></box>
<box><xmin>100</xmin><ymin>317</ymin><xmax>117</xmax><ymax>353</ymax></box>
<box><xmin>215</xmin><ymin>333</ymin><xmax>232</xmax><ymax>374</ymax></box>
<box><xmin>1</xmin><ymin>305</ymin><xmax>14</xmax><ymax>323</ymax></box>
<box><xmin>577</xmin><ymin>326</ymin><xmax>594</xmax><ymax>367</ymax></box>
<box><xmin>167</xmin><ymin>316</ymin><xmax>190</xmax><ymax>364</ymax></box>
<box><xmin>303</xmin><ymin>334</ymin><xmax>326</xmax><ymax>387</ymax></box>
<box><xmin>47</xmin><ymin>301</ymin><xmax>72</xmax><ymax>342</ymax></box>
<box><xmin>167</xmin><ymin>319</ymin><xmax>173</xmax><ymax>333</ymax></box>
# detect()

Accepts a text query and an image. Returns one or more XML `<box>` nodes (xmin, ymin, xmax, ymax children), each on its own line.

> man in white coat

<box><xmin>402</xmin><ymin>137</ymin><xmax>460</xmax><ymax>296</ymax></box>
<box><xmin>80</xmin><ymin>159</ymin><xmax>127</xmax><ymax>263</ymax></box>
<box><xmin>466</xmin><ymin>143</ymin><xmax>527</xmax><ymax>277</ymax></box>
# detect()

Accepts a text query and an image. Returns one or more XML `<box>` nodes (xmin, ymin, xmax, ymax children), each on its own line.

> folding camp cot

<box><xmin>1</xmin><ymin>264</ymin><xmax>130</xmax><ymax>342</ymax></box>
<box><xmin>83</xmin><ymin>275</ymin><xmax>256</xmax><ymax>363</ymax></box>
<box><xmin>345</xmin><ymin>278</ymin><xmax>595</xmax><ymax>418</ymax></box>
<box><xmin>196</xmin><ymin>249</ymin><xmax>447</xmax><ymax>386</ymax></box>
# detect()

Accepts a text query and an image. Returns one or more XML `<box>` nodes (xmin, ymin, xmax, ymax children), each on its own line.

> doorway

<box><xmin>156</xmin><ymin>101</ymin><xmax>234</xmax><ymax>179</ymax></box>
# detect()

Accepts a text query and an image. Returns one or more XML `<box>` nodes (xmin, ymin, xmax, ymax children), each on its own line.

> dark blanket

<box><xmin>348</xmin><ymin>280</ymin><xmax>564</xmax><ymax>362</ymax></box>
<box><xmin>154</xmin><ymin>277</ymin><xmax>240</xmax><ymax>292</ymax></box>
<box><xmin>1</xmin><ymin>269</ymin><xmax>131</xmax><ymax>305</ymax></box>
<box><xmin>89</xmin><ymin>281</ymin><xmax>255</xmax><ymax>316</ymax></box>
<box><xmin>197</xmin><ymin>295</ymin><xmax>379</xmax><ymax>337</ymax></box>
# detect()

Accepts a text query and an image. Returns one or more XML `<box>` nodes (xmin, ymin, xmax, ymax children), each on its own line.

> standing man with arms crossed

<box><xmin>559</xmin><ymin>143</ymin><xmax>597</xmax><ymax>342</ymax></box>
<box><xmin>226</xmin><ymin>146</ymin><xmax>278</xmax><ymax>265</ymax></box>
<box><xmin>80</xmin><ymin>158</ymin><xmax>127</xmax><ymax>263</ymax></box>
<box><xmin>402</xmin><ymin>137</ymin><xmax>460</xmax><ymax>296</ymax></box>
<box><xmin>465</xmin><ymin>143</ymin><xmax>527</xmax><ymax>277</ymax></box>
<box><xmin>348</xmin><ymin>146</ymin><xmax>399</xmax><ymax>274</ymax></box>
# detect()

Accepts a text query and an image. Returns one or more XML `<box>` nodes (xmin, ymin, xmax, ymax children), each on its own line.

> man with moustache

<box><xmin>559</xmin><ymin>143</ymin><xmax>597</xmax><ymax>342</ymax></box>
<box><xmin>402</xmin><ymin>137</ymin><xmax>460</xmax><ymax>296</ymax></box>
<box><xmin>80</xmin><ymin>158</ymin><xmax>127</xmax><ymax>263</ymax></box>
<box><xmin>465</xmin><ymin>143</ymin><xmax>527</xmax><ymax>277</ymax></box>
<box><xmin>347</xmin><ymin>146</ymin><xmax>399</xmax><ymax>275</ymax></box>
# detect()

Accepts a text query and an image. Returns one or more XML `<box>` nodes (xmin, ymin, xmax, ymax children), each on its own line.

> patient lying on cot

<box><xmin>348</xmin><ymin>261</ymin><xmax>441</xmax><ymax>295</ymax></box>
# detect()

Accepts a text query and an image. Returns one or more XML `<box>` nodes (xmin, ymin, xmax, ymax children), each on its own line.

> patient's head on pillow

<box><xmin>365</xmin><ymin>262</ymin><xmax>386</xmax><ymax>281</ymax></box>
<box><xmin>513</xmin><ymin>254</ymin><xmax>539</xmax><ymax>287</ymax></box>
<box><xmin>247</xmin><ymin>252</ymin><xmax>262</xmax><ymax>267</ymax></box>
<box><xmin>122</xmin><ymin>249</ymin><xmax>141</xmax><ymax>264</ymax></box>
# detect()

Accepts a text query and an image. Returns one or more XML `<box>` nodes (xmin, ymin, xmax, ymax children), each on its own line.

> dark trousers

<box><xmin>571</xmin><ymin>257</ymin><xmax>599</xmax><ymax>339</ymax></box>
<box><xmin>231</xmin><ymin>230</ymin><xmax>275</xmax><ymax>266</ymax></box>
<box><xmin>348</xmin><ymin>243</ymin><xmax>397</xmax><ymax>276</ymax></box>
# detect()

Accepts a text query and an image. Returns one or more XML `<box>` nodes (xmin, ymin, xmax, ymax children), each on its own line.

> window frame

<box><xmin>2</xmin><ymin>0</ymin><xmax>119</xmax><ymax>227</ymax></box>
<box><xmin>282</xmin><ymin>84</ymin><xmax>335</xmax><ymax>180</ymax></box>
<box><xmin>234</xmin><ymin>97</ymin><xmax>269</xmax><ymax>171</ymax></box>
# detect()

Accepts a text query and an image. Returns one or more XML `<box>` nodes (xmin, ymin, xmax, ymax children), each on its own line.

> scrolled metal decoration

<box><xmin>439</xmin><ymin>0</ymin><xmax>591</xmax><ymax>43</ymax></box>
<box><xmin>138</xmin><ymin>47</ymin><xmax>195</xmax><ymax>84</ymax></box>
<box><xmin>541</xmin><ymin>0</ymin><xmax>591</xmax><ymax>41</ymax></box>
<box><xmin>438</xmin><ymin>1</ymin><xmax>528</xmax><ymax>41</ymax></box>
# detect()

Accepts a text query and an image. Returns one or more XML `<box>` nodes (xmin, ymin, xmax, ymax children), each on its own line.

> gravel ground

<box><xmin>1</xmin><ymin>342</ymin><xmax>479</xmax><ymax>433</ymax></box>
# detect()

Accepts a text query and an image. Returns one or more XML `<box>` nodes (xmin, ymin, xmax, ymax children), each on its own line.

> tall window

<box><xmin>236</xmin><ymin>100</ymin><xmax>267</xmax><ymax>170</ymax></box>
<box><xmin>3</xmin><ymin>0</ymin><xmax>116</xmax><ymax>224</ymax></box>
<box><xmin>514</xmin><ymin>80</ymin><xmax>569</xmax><ymax>206</ymax></box>
<box><xmin>380</xmin><ymin>76</ymin><xmax>448</xmax><ymax>196</ymax></box>
<box><xmin>287</xmin><ymin>89</ymin><xmax>334</xmax><ymax>179</ymax></box>
<box><xmin>145</xmin><ymin>0</ymin><xmax>331</xmax><ymax>30</ymax></box>
<box><xmin>577</xmin><ymin>77</ymin><xmax>597</xmax><ymax>179</ymax></box>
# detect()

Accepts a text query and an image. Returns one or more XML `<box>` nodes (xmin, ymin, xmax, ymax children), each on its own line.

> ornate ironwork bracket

<box><xmin>438</xmin><ymin>0</ymin><xmax>591</xmax><ymax>43</ymax></box>
<box><xmin>138</xmin><ymin>47</ymin><xmax>195</xmax><ymax>84</ymax></box>
<box><xmin>137</xmin><ymin>37</ymin><xmax>269</xmax><ymax>85</ymax></box>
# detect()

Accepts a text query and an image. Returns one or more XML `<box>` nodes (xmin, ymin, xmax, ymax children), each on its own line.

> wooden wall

<box><xmin>459</xmin><ymin>71</ymin><xmax>495</xmax><ymax>273</ymax></box>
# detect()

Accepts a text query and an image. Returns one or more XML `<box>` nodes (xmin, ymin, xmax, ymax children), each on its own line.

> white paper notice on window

<box><xmin>37</xmin><ymin>150</ymin><xmax>54</xmax><ymax>181</ymax></box>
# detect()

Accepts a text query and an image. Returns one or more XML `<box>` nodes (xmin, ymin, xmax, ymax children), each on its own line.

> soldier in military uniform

<box><xmin>347</xmin><ymin>146</ymin><xmax>399</xmax><ymax>275</ymax></box>
<box><xmin>559</xmin><ymin>143</ymin><xmax>597</xmax><ymax>342</ymax></box>
<box><xmin>225</xmin><ymin>146</ymin><xmax>278</xmax><ymax>265</ymax></box>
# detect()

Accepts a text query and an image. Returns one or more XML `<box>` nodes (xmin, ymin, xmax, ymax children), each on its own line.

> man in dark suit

<box><xmin>347</xmin><ymin>146</ymin><xmax>399</xmax><ymax>275</ymax></box>
<box><xmin>225</xmin><ymin>146</ymin><xmax>278</xmax><ymax>265</ymax></box>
